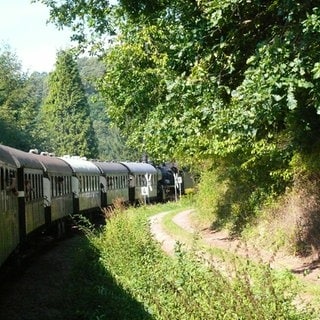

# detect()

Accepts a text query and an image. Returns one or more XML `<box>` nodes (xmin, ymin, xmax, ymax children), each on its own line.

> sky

<box><xmin>0</xmin><ymin>0</ymin><xmax>73</xmax><ymax>73</ymax></box>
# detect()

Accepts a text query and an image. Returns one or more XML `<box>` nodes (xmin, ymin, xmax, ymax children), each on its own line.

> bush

<box><xmin>80</xmin><ymin>206</ymin><xmax>316</xmax><ymax>319</ymax></box>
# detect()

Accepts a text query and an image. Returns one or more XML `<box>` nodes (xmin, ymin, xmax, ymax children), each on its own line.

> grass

<box><xmin>63</xmin><ymin>198</ymin><xmax>317</xmax><ymax>319</ymax></box>
<box><xmin>162</xmin><ymin>200</ymin><xmax>320</xmax><ymax>314</ymax></box>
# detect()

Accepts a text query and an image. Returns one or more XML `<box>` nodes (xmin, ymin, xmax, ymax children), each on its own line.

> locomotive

<box><xmin>0</xmin><ymin>143</ymin><xmax>184</xmax><ymax>270</ymax></box>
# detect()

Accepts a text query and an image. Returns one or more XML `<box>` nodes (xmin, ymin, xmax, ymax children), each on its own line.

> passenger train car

<box><xmin>0</xmin><ymin>143</ymin><xmax>185</xmax><ymax>270</ymax></box>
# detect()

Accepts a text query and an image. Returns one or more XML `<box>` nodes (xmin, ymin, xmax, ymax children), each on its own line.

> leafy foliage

<box><xmin>33</xmin><ymin>1</ymin><xmax>320</xmax><ymax>233</ymax></box>
<box><xmin>34</xmin><ymin>1</ymin><xmax>320</xmax><ymax>158</ymax></box>
<box><xmin>0</xmin><ymin>46</ymin><xmax>45</xmax><ymax>150</ymax></box>
<box><xmin>39</xmin><ymin>50</ymin><xmax>98</xmax><ymax>158</ymax></box>
<box><xmin>77</xmin><ymin>56</ymin><xmax>141</xmax><ymax>160</ymax></box>
<box><xmin>68</xmin><ymin>205</ymin><xmax>316</xmax><ymax>319</ymax></box>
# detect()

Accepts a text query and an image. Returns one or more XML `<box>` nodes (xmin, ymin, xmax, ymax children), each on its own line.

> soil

<box><xmin>150</xmin><ymin>209</ymin><xmax>320</xmax><ymax>285</ymax></box>
<box><xmin>0</xmin><ymin>209</ymin><xmax>319</xmax><ymax>319</ymax></box>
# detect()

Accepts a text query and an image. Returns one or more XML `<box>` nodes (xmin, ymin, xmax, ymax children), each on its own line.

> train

<box><xmin>0</xmin><ymin>143</ymin><xmax>187</xmax><ymax>271</ymax></box>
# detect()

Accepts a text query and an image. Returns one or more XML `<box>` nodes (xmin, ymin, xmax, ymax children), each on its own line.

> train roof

<box><xmin>120</xmin><ymin>162</ymin><xmax>157</xmax><ymax>174</ymax></box>
<box><xmin>0</xmin><ymin>145</ymin><xmax>43</xmax><ymax>169</ymax></box>
<box><xmin>35</xmin><ymin>154</ymin><xmax>73</xmax><ymax>175</ymax></box>
<box><xmin>60</xmin><ymin>156</ymin><xmax>100</xmax><ymax>174</ymax></box>
<box><xmin>0</xmin><ymin>145</ymin><xmax>19</xmax><ymax>167</ymax></box>
<box><xmin>93</xmin><ymin>161</ymin><xmax>129</xmax><ymax>175</ymax></box>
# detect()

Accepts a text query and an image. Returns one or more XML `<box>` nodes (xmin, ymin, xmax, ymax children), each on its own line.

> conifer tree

<box><xmin>40</xmin><ymin>50</ymin><xmax>98</xmax><ymax>158</ymax></box>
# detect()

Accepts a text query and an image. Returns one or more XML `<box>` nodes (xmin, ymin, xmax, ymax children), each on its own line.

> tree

<box><xmin>0</xmin><ymin>45</ymin><xmax>43</xmax><ymax>150</ymax></box>
<box><xmin>34</xmin><ymin>1</ymin><xmax>320</xmax><ymax>232</ymax></box>
<box><xmin>39</xmin><ymin>50</ymin><xmax>98</xmax><ymax>158</ymax></box>
<box><xmin>77</xmin><ymin>56</ymin><xmax>140</xmax><ymax>160</ymax></box>
<box><xmin>34</xmin><ymin>1</ymin><xmax>320</xmax><ymax>162</ymax></box>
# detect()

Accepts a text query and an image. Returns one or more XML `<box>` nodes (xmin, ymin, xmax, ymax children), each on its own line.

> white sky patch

<box><xmin>0</xmin><ymin>0</ymin><xmax>73</xmax><ymax>73</ymax></box>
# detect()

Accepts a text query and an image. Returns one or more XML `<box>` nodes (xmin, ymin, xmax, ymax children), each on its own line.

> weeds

<box><xmin>70</xmin><ymin>204</ymin><xmax>316</xmax><ymax>320</ymax></box>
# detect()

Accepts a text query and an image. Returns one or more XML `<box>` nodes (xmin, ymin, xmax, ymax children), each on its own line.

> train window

<box><xmin>142</xmin><ymin>175</ymin><xmax>145</xmax><ymax>186</ymax></box>
<box><xmin>106</xmin><ymin>176</ymin><xmax>109</xmax><ymax>189</ymax></box>
<box><xmin>81</xmin><ymin>176</ymin><xmax>84</xmax><ymax>192</ymax></box>
<box><xmin>25</xmin><ymin>174</ymin><xmax>31</xmax><ymax>201</ymax></box>
<box><xmin>64</xmin><ymin>176</ymin><xmax>66</xmax><ymax>195</ymax></box>
<box><xmin>5</xmin><ymin>169</ymin><xmax>9</xmax><ymax>188</ymax></box>
<box><xmin>55</xmin><ymin>176</ymin><xmax>59</xmax><ymax>197</ymax></box>
<box><xmin>140</xmin><ymin>175</ymin><xmax>143</xmax><ymax>187</ymax></box>
<box><xmin>39</xmin><ymin>175</ymin><xmax>41</xmax><ymax>198</ymax></box>
<box><xmin>62</xmin><ymin>176</ymin><xmax>66</xmax><ymax>195</ymax></box>
<box><xmin>51</xmin><ymin>178</ymin><xmax>54</xmax><ymax>197</ymax></box>
<box><xmin>129</xmin><ymin>175</ymin><xmax>134</xmax><ymax>187</ymax></box>
<box><xmin>5</xmin><ymin>170</ymin><xmax>17</xmax><ymax>196</ymax></box>
<box><xmin>58</xmin><ymin>176</ymin><xmax>62</xmax><ymax>195</ymax></box>
<box><xmin>35</xmin><ymin>174</ymin><xmax>38</xmax><ymax>199</ymax></box>
<box><xmin>110</xmin><ymin>176</ymin><xmax>113</xmax><ymax>190</ymax></box>
<box><xmin>64</xmin><ymin>177</ymin><xmax>66</xmax><ymax>195</ymax></box>
<box><xmin>34</xmin><ymin>175</ymin><xmax>38</xmax><ymax>199</ymax></box>
<box><xmin>37</xmin><ymin>175</ymin><xmax>40</xmax><ymax>198</ymax></box>
<box><xmin>34</xmin><ymin>175</ymin><xmax>37</xmax><ymax>199</ymax></box>
<box><xmin>79</xmin><ymin>176</ymin><xmax>83</xmax><ymax>192</ymax></box>
<box><xmin>54</xmin><ymin>176</ymin><xmax>57</xmax><ymax>196</ymax></box>
<box><xmin>64</xmin><ymin>176</ymin><xmax>67</xmax><ymax>194</ymax></box>
<box><xmin>40</xmin><ymin>175</ymin><xmax>43</xmax><ymax>198</ymax></box>
<box><xmin>0</xmin><ymin>167</ymin><xmax>3</xmax><ymax>190</ymax></box>
<box><xmin>62</xmin><ymin>177</ymin><xmax>65</xmax><ymax>195</ymax></box>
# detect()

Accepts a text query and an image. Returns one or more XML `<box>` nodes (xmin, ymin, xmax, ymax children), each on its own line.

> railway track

<box><xmin>0</xmin><ymin>234</ymin><xmax>83</xmax><ymax>320</ymax></box>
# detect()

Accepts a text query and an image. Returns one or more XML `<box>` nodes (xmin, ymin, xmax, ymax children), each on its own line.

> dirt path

<box><xmin>150</xmin><ymin>209</ymin><xmax>320</xmax><ymax>285</ymax></box>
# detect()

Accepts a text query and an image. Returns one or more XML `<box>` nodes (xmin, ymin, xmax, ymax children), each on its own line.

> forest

<box><xmin>0</xmin><ymin>47</ymin><xmax>137</xmax><ymax>160</ymax></box>
<box><xmin>2</xmin><ymin>0</ymin><xmax>320</xmax><ymax>253</ymax></box>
